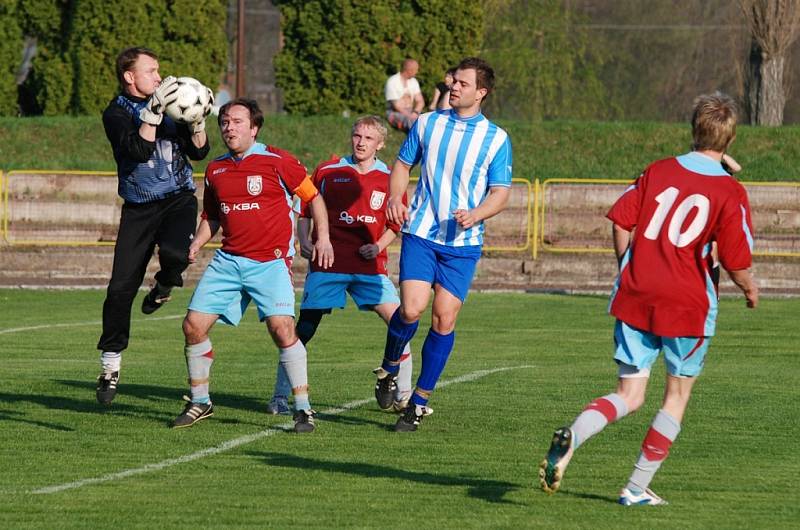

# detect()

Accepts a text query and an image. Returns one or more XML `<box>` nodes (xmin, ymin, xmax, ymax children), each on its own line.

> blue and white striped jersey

<box><xmin>398</xmin><ymin>110</ymin><xmax>512</xmax><ymax>246</ymax></box>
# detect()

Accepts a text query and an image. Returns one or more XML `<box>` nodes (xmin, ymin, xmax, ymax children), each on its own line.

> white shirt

<box><xmin>384</xmin><ymin>72</ymin><xmax>421</xmax><ymax>110</ymax></box>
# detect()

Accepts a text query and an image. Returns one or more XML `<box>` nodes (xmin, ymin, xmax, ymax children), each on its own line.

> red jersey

<box><xmin>302</xmin><ymin>156</ymin><xmax>402</xmax><ymax>275</ymax></box>
<box><xmin>202</xmin><ymin>143</ymin><xmax>315</xmax><ymax>262</ymax></box>
<box><xmin>607</xmin><ymin>153</ymin><xmax>753</xmax><ymax>337</ymax></box>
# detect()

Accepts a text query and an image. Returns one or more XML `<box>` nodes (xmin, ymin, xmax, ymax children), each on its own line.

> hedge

<box><xmin>274</xmin><ymin>0</ymin><xmax>484</xmax><ymax>115</ymax></box>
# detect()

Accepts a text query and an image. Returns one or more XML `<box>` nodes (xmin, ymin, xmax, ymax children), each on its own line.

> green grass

<box><xmin>0</xmin><ymin>290</ymin><xmax>797</xmax><ymax>528</ymax></box>
<box><xmin>1</xmin><ymin>115</ymin><xmax>799</xmax><ymax>181</ymax></box>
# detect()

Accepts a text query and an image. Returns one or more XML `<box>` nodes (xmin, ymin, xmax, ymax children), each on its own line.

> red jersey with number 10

<box><xmin>607</xmin><ymin>153</ymin><xmax>753</xmax><ymax>337</ymax></box>
<box><xmin>302</xmin><ymin>156</ymin><xmax>402</xmax><ymax>275</ymax></box>
<box><xmin>202</xmin><ymin>143</ymin><xmax>313</xmax><ymax>262</ymax></box>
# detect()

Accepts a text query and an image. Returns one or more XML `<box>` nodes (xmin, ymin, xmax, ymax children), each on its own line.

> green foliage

<box><xmin>68</xmin><ymin>0</ymin><xmax>163</xmax><ymax>114</ymax></box>
<box><xmin>161</xmin><ymin>0</ymin><xmax>229</xmax><ymax>89</ymax></box>
<box><xmin>17</xmin><ymin>1</ymin><xmax>73</xmax><ymax>115</ymax></box>
<box><xmin>482</xmin><ymin>0</ymin><xmax>611</xmax><ymax>120</ymax></box>
<box><xmin>274</xmin><ymin>0</ymin><xmax>483</xmax><ymax>115</ymax></box>
<box><xmin>0</xmin><ymin>0</ymin><xmax>23</xmax><ymax>116</ymax></box>
<box><xmin>10</xmin><ymin>0</ymin><xmax>226</xmax><ymax>116</ymax></box>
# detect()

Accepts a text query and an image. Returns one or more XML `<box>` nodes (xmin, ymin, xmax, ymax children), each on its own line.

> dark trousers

<box><xmin>97</xmin><ymin>191</ymin><xmax>197</xmax><ymax>353</ymax></box>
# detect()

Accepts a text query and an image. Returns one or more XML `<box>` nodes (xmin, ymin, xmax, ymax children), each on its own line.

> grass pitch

<box><xmin>0</xmin><ymin>289</ymin><xmax>797</xmax><ymax>528</ymax></box>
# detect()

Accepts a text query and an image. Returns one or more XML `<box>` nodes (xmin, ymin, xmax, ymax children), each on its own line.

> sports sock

<box><xmin>280</xmin><ymin>340</ymin><xmax>311</xmax><ymax>411</ymax></box>
<box><xmin>185</xmin><ymin>339</ymin><xmax>214</xmax><ymax>404</ymax></box>
<box><xmin>411</xmin><ymin>328</ymin><xmax>454</xmax><ymax>407</ymax></box>
<box><xmin>395</xmin><ymin>343</ymin><xmax>413</xmax><ymax>400</ymax></box>
<box><xmin>100</xmin><ymin>351</ymin><xmax>121</xmax><ymax>373</ymax></box>
<box><xmin>570</xmin><ymin>393</ymin><xmax>629</xmax><ymax>448</ymax></box>
<box><xmin>626</xmin><ymin>409</ymin><xmax>681</xmax><ymax>492</ymax></box>
<box><xmin>272</xmin><ymin>362</ymin><xmax>292</xmax><ymax>399</ymax></box>
<box><xmin>382</xmin><ymin>309</ymin><xmax>419</xmax><ymax>374</ymax></box>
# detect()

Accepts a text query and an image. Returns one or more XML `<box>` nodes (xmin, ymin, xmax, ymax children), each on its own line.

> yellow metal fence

<box><xmin>2</xmin><ymin>170</ymin><xmax>798</xmax><ymax>258</ymax></box>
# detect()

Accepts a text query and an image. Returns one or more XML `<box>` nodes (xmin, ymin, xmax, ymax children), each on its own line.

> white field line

<box><xmin>30</xmin><ymin>365</ymin><xmax>533</xmax><ymax>495</ymax></box>
<box><xmin>0</xmin><ymin>315</ymin><xmax>182</xmax><ymax>335</ymax></box>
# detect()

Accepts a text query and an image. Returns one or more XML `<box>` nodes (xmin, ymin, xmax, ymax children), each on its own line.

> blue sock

<box><xmin>411</xmin><ymin>329</ymin><xmax>454</xmax><ymax>407</ymax></box>
<box><xmin>382</xmin><ymin>309</ymin><xmax>419</xmax><ymax>374</ymax></box>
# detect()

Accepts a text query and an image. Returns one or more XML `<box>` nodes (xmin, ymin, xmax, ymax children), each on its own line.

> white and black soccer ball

<box><xmin>164</xmin><ymin>77</ymin><xmax>213</xmax><ymax>124</ymax></box>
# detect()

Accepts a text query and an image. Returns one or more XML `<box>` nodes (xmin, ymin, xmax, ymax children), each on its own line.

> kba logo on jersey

<box><xmin>247</xmin><ymin>175</ymin><xmax>262</xmax><ymax>195</ymax></box>
<box><xmin>370</xmin><ymin>191</ymin><xmax>386</xmax><ymax>210</ymax></box>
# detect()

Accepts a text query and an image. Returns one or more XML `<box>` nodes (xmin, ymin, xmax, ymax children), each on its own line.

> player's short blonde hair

<box><xmin>352</xmin><ymin>115</ymin><xmax>388</xmax><ymax>141</ymax></box>
<box><xmin>691</xmin><ymin>91</ymin><xmax>737</xmax><ymax>152</ymax></box>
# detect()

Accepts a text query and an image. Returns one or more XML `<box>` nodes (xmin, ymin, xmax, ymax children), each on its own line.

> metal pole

<box><xmin>236</xmin><ymin>0</ymin><xmax>246</xmax><ymax>97</ymax></box>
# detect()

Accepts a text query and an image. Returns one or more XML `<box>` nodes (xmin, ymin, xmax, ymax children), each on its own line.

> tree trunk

<box><xmin>758</xmin><ymin>54</ymin><xmax>786</xmax><ymax>125</ymax></box>
<box><xmin>748</xmin><ymin>42</ymin><xmax>787</xmax><ymax>126</ymax></box>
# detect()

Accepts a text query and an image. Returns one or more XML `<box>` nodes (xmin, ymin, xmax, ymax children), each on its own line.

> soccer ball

<box><xmin>164</xmin><ymin>77</ymin><xmax>213</xmax><ymax>124</ymax></box>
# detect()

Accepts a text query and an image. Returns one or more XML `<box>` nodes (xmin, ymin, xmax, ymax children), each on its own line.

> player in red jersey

<box><xmin>264</xmin><ymin>116</ymin><xmax>422</xmax><ymax>416</ymax></box>
<box><xmin>539</xmin><ymin>92</ymin><xmax>758</xmax><ymax>505</ymax></box>
<box><xmin>172</xmin><ymin>98</ymin><xmax>334</xmax><ymax>433</ymax></box>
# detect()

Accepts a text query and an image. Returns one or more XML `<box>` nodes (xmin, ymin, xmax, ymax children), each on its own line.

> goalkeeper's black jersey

<box><xmin>102</xmin><ymin>94</ymin><xmax>209</xmax><ymax>203</ymax></box>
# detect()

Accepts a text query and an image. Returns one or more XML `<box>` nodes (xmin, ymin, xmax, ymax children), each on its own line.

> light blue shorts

<box><xmin>300</xmin><ymin>272</ymin><xmax>399</xmax><ymax>311</ymax></box>
<box><xmin>398</xmin><ymin>233</ymin><xmax>481</xmax><ymax>302</ymax></box>
<box><xmin>189</xmin><ymin>250</ymin><xmax>296</xmax><ymax>326</ymax></box>
<box><xmin>613</xmin><ymin>320</ymin><xmax>711</xmax><ymax>378</ymax></box>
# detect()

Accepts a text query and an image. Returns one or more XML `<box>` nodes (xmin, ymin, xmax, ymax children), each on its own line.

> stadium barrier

<box><xmin>2</xmin><ymin>171</ymin><xmax>797</xmax><ymax>258</ymax></box>
<box><xmin>539</xmin><ymin>178</ymin><xmax>800</xmax><ymax>258</ymax></box>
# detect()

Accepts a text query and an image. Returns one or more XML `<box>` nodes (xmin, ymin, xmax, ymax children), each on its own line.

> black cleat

<box><xmin>394</xmin><ymin>404</ymin><xmax>424</xmax><ymax>432</ymax></box>
<box><xmin>373</xmin><ymin>368</ymin><xmax>398</xmax><ymax>411</ymax></box>
<box><xmin>96</xmin><ymin>371</ymin><xmax>120</xmax><ymax>405</ymax></box>
<box><xmin>172</xmin><ymin>397</ymin><xmax>214</xmax><ymax>428</ymax></box>
<box><xmin>539</xmin><ymin>426</ymin><xmax>575</xmax><ymax>494</ymax></box>
<box><xmin>142</xmin><ymin>283</ymin><xmax>172</xmax><ymax>314</ymax></box>
<box><xmin>293</xmin><ymin>409</ymin><xmax>316</xmax><ymax>433</ymax></box>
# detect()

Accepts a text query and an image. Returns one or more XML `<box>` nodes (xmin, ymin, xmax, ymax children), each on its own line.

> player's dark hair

<box><xmin>218</xmin><ymin>97</ymin><xmax>264</xmax><ymax>133</ymax></box>
<box><xmin>692</xmin><ymin>91</ymin><xmax>737</xmax><ymax>153</ymax></box>
<box><xmin>456</xmin><ymin>57</ymin><xmax>495</xmax><ymax>102</ymax></box>
<box><xmin>116</xmin><ymin>47</ymin><xmax>158</xmax><ymax>91</ymax></box>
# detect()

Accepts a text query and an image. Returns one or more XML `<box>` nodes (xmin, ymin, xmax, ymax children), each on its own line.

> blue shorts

<box><xmin>189</xmin><ymin>250</ymin><xmax>296</xmax><ymax>326</ymax></box>
<box><xmin>613</xmin><ymin>320</ymin><xmax>711</xmax><ymax>377</ymax></box>
<box><xmin>300</xmin><ymin>272</ymin><xmax>400</xmax><ymax>311</ymax></box>
<box><xmin>398</xmin><ymin>233</ymin><xmax>481</xmax><ymax>302</ymax></box>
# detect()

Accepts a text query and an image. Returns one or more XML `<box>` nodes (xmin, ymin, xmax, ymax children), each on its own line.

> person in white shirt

<box><xmin>384</xmin><ymin>58</ymin><xmax>425</xmax><ymax>131</ymax></box>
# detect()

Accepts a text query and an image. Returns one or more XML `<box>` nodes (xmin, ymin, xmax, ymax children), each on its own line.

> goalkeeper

<box><xmin>95</xmin><ymin>46</ymin><xmax>211</xmax><ymax>406</ymax></box>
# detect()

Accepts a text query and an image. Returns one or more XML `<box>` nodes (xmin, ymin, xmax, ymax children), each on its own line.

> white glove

<box><xmin>189</xmin><ymin>118</ymin><xmax>206</xmax><ymax>134</ymax></box>
<box><xmin>139</xmin><ymin>76</ymin><xmax>179</xmax><ymax>126</ymax></box>
<box><xmin>188</xmin><ymin>87</ymin><xmax>215</xmax><ymax>134</ymax></box>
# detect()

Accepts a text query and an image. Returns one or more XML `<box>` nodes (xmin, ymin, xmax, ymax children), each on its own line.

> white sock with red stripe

<box><xmin>570</xmin><ymin>393</ymin><xmax>629</xmax><ymax>448</ymax></box>
<box><xmin>626</xmin><ymin>409</ymin><xmax>681</xmax><ymax>492</ymax></box>
<box><xmin>185</xmin><ymin>339</ymin><xmax>214</xmax><ymax>404</ymax></box>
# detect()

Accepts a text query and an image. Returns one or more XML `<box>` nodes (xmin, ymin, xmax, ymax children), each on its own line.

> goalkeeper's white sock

<box><xmin>280</xmin><ymin>340</ymin><xmax>311</xmax><ymax>411</ymax></box>
<box><xmin>185</xmin><ymin>339</ymin><xmax>214</xmax><ymax>404</ymax></box>
<box><xmin>100</xmin><ymin>351</ymin><xmax>121</xmax><ymax>373</ymax></box>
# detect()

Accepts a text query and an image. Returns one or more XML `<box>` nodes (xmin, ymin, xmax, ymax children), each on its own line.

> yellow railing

<box><xmin>539</xmin><ymin>178</ymin><xmax>800</xmax><ymax>258</ymax></box>
<box><xmin>2</xmin><ymin>170</ymin><xmax>206</xmax><ymax>246</ymax></box>
<box><xmin>2</xmin><ymin>171</ymin><xmax>798</xmax><ymax>259</ymax></box>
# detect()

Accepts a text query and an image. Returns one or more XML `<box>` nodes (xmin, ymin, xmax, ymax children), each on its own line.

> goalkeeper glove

<box><xmin>139</xmin><ymin>76</ymin><xmax>179</xmax><ymax>126</ymax></box>
<box><xmin>188</xmin><ymin>87</ymin><xmax>215</xmax><ymax>134</ymax></box>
